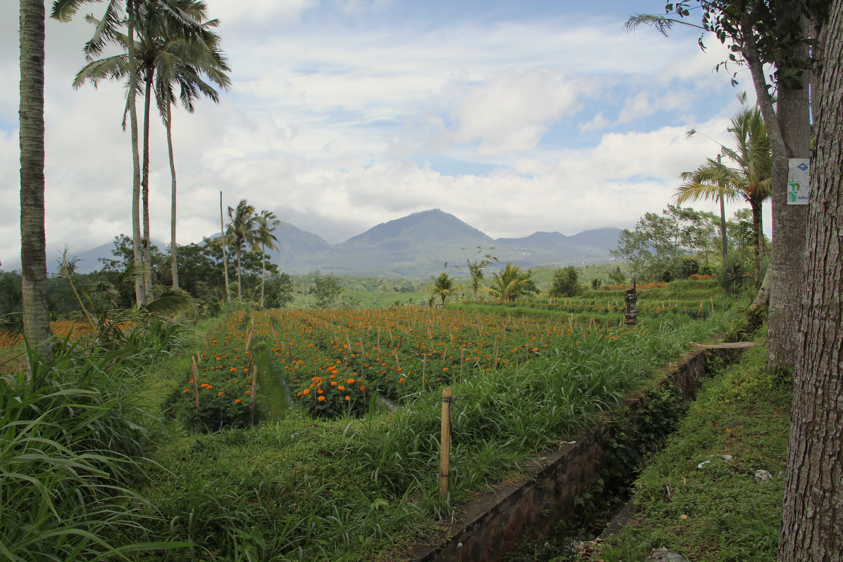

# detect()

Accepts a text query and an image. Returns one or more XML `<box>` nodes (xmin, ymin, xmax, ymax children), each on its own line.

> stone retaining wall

<box><xmin>411</xmin><ymin>348</ymin><xmax>714</xmax><ymax>562</ymax></box>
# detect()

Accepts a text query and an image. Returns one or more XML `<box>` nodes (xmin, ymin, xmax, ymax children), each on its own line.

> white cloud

<box><xmin>208</xmin><ymin>0</ymin><xmax>319</xmax><ymax>28</ymax></box>
<box><xmin>578</xmin><ymin>111</ymin><xmax>610</xmax><ymax>133</ymax></box>
<box><xmin>1</xmin><ymin>6</ymin><xmax>754</xmax><ymax>269</ymax></box>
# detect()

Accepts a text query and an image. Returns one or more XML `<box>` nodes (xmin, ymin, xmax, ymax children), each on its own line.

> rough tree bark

<box><xmin>740</xmin><ymin>1</ymin><xmax>811</xmax><ymax>368</ymax></box>
<box><xmin>19</xmin><ymin>0</ymin><xmax>51</xmax><ymax>362</ymax></box>
<box><xmin>778</xmin><ymin>0</ymin><xmax>843</xmax><ymax>558</ymax></box>
<box><xmin>766</xmin><ymin>5</ymin><xmax>812</xmax><ymax>368</ymax></box>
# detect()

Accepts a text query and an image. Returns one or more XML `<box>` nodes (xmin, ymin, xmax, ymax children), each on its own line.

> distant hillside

<box><xmin>52</xmin><ymin>210</ymin><xmax>620</xmax><ymax>279</ymax></box>
<box><xmin>268</xmin><ymin>222</ymin><xmax>333</xmax><ymax>269</ymax></box>
<box><xmin>268</xmin><ymin>209</ymin><xmax>619</xmax><ymax>278</ymax></box>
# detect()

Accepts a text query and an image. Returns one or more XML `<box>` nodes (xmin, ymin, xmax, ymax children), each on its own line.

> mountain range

<box><xmin>41</xmin><ymin>209</ymin><xmax>620</xmax><ymax>279</ymax></box>
<box><xmin>267</xmin><ymin>209</ymin><xmax>620</xmax><ymax>278</ymax></box>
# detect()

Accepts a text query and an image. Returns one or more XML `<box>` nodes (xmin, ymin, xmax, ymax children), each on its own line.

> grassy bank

<box><xmin>562</xmin><ymin>333</ymin><xmax>791</xmax><ymax>562</ymax></box>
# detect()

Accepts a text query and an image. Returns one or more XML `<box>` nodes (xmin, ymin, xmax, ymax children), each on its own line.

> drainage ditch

<box><xmin>410</xmin><ymin>345</ymin><xmax>745</xmax><ymax>562</ymax></box>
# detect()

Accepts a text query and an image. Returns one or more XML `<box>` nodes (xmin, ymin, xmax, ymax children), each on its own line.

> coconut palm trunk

<box><xmin>716</xmin><ymin>155</ymin><xmax>728</xmax><ymax>263</ymax></box>
<box><xmin>219</xmin><ymin>192</ymin><xmax>230</xmax><ymax>302</ymax></box>
<box><xmin>166</xmin><ymin>96</ymin><xmax>178</xmax><ymax>289</ymax></box>
<box><xmin>141</xmin><ymin>64</ymin><xmax>154</xmax><ymax>302</ymax></box>
<box><xmin>260</xmin><ymin>246</ymin><xmax>266</xmax><ymax>308</ymax></box>
<box><xmin>127</xmin><ymin>0</ymin><xmax>144</xmax><ymax>306</ymax></box>
<box><xmin>19</xmin><ymin>0</ymin><xmax>51</xmax><ymax>362</ymax></box>
<box><xmin>236</xmin><ymin>243</ymin><xmax>242</xmax><ymax>300</ymax></box>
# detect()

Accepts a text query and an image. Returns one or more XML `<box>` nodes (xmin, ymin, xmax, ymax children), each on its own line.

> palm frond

<box><xmin>141</xmin><ymin>289</ymin><xmax>193</xmax><ymax>315</ymax></box>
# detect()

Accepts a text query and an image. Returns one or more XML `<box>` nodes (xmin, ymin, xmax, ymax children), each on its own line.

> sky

<box><xmin>0</xmin><ymin>0</ymin><xmax>769</xmax><ymax>271</ymax></box>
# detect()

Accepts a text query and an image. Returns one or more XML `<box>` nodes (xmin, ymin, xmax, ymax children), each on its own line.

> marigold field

<box><xmin>182</xmin><ymin>301</ymin><xmax>717</xmax><ymax>423</ymax></box>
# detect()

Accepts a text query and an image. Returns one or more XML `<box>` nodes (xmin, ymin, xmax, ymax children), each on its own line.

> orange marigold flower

<box><xmin>184</xmin><ymin>388</ymin><xmax>190</xmax><ymax>393</ymax></box>
<box><xmin>302</xmin><ymin>389</ymin><xmax>310</xmax><ymax>395</ymax></box>
<box><xmin>317</xmin><ymin>396</ymin><xmax>326</xmax><ymax>402</ymax></box>
<box><xmin>398</xmin><ymin>378</ymin><xmax>404</xmax><ymax>383</ymax></box>
<box><xmin>338</xmin><ymin>386</ymin><xmax>345</xmax><ymax>391</ymax></box>
<box><xmin>230</xmin><ymin>368</ymin><xmax>236</xmax><ymax>372</ymax></box>
<box><xmin>345</xmin><ymin>396</ymin><xmax>350</xmax><ymax>401</ymax></box>
<box><xmin>317</xmin><ymin>389</ymin><xmax>324</xmax><ymax>394</ymax></box>
<box><xmin>235</xmin><ymin>399</ymin><xmax>242</xmax><ymax>403</ymax></box>
<box><xmin>347</xmin><ymin>378</ymin><xmax>355</xmax><ymax>384</ymax></box>
<box><xmin>331</xmin><ymin>381</ymin><xmax>338</xmax><ymax>386</ymax></box>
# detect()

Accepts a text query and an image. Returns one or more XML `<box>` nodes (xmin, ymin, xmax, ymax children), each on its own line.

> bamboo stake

<box><xmin>394</xmin><ymin>349</ymin><xmax>401</xmax><ymax>371</ymax></box>
<box><xmin>440</xmin><ymin>388</ymin><xmax>451</xmax><ymax>497</ymax></box>
<box><xmin>710</xmin><ymin>296</ymin><xmax>715</xmax><ymax>315</ymax></box>
<box><xmin>359</xmin><ymin>337</ymin><xmax>366</xmax><ymax>359</ymax></box>
<box><xmin>250</xmin><ymin>366</ymin><xmax>258</xmax><ymax>424</ymax></box>
<box><xmin>191</xmin><ymin>360</ymin><xmax>200</xmax><ymax>409</ymax></box>
<box><xmin>422</xmin><ymin>359</ymin><xmax>426</xmax><ymax>391</ymax></box>
<box><xmin>460</xmin><ymin>348</ymin><xmax>464</xmax><ymax>382</ymax></box>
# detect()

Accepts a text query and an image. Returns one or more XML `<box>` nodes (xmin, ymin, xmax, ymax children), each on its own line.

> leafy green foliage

<box><xmin>429</xmin><ymin>271</ymin><xmax>458</xmax><ymax>307</ymax></box>
<box><xmin>549</xmin><ymin>266</ymin><xmax>581</xmax><ymax>297</ymax></box>
<box><xmin>485</xmin><ymin>262</ymin><xmax>536</xmax><ymax>302</ymax></box>
<box><xmin>312</xmin><ymin>271</ymin><xmax>343</xmax><ymax>308</ymax></box>
<box><xmin>263</xmin><ymin>272</ymin><xmax>294</xmax><ymax>308</ymax></box>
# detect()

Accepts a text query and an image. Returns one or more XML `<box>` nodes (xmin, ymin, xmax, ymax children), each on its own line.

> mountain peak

<box><xmin>342</xmin><ymin>209</ymin><xmax>493</xmax><ymax>246</ymax></box>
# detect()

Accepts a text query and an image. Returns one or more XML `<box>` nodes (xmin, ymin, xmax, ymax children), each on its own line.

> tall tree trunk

<box><xmin>166</xmin><ymin>97</ymin><xmax>178</xmax><ymax>289</ymax></box>
<box><xmin>19</xmin><ymin>0</ymin><xmax>50</xmax><ymax>362</ymax></box>
<box><xmin>236</xmin><ymin>244</ymin><xmax>242</xmax><ymax>300</ymax></box>
<box><xmin>779</xmin><ymin>2</ymin><xmax>842</xmax><ymax>557</ymax></box>
<box><xmin>128</xmin><ymin>0</ymin><xmax>144</xmax><ymax>306</ymax></box>
<box><xmin>767</xmin><ymin>31</ymin><xmax>812</xmax><ymax>368</ymax></box>
<box><xmin>260</xmin><ymin>247</ymin><xmax>266</xmax><ymax>309</ymax></box>
<box><xmin>142</xmin><ymin>65</ymin><xmax>153</xmax><ymax>302</ymax></box>
<box><xmin>719</xmin><ymin>190</ymin><xmax>728</xmax><ymax>262</ymax></box>
<box><xmin>751</xmin><ymin>200</ymin><xmax>763</xmax><ymax>286</ymax></box>
<box><xmin>717</xmin><ymin>154</ymin><xmax>728</xmax><ymax>263</ymax></box>
<box><xmin>220</xmin><ymin>192</ymin><xmax>230</xmax><ymax>303</ymax></box>
<box><xmin>740</xmin><ymin>3</ymin><xmax>810</xmax><ymax>369</ymax></box>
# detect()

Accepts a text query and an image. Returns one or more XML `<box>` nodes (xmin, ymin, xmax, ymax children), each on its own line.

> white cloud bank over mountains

<box><xmin>0</xmin><ymin>1</ymin><xmax>757</xmax><ymax>270</ymax></box>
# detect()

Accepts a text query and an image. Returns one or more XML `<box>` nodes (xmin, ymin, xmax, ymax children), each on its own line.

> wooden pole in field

<box><xmin>440</xmin><ymin>388</ymin><xmax>452</xmax><ymax>497</ymax></box>
<box><xmin>191</xmin><ymin>360</ymin><xmax>200</xmax><ymax>409</ymax></box>
<box><xmin>360</xmin><ymin>338</ymin><xmax>366</xmax><ymax>359</ymax></box>
<box><xmin>250</xmin><ymin>366</ymin><xmax>258</xmax><ymax>424</ymax></box>
<box><xmin>710</xmin><ymin>296</ymin><xmax>715</xmax><ymax>315</ymax></box>
<box><xmin>460</xmin><ymin>348</ymin><xmax>464</xmax><ymax>382</ymax></box>
<box><xmin>191</xmin><ymin>360</ymin><xmax>200</xmax><ymax>429</ymax></box>
<box><xmin>394</xmin><ymin>349</ymin><xmax>401</xmax><ymax>371</ymax></box>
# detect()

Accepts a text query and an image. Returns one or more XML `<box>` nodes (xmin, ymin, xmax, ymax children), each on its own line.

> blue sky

<box><xmin>0</xmin><ymin>0</ymin><xmax>768</xmax><ymax>269</ymax></box>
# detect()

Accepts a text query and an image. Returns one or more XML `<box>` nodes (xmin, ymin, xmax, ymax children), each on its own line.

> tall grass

<box><xmin>0</xmin><ymin>340</ymin><xmax>190</xmax><ymax>561</ymax></box>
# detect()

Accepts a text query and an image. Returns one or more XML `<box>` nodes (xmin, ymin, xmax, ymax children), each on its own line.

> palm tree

<box><xmin>53</xmin><ymin>0</ymin><xmax>147</xmax><ymax>305</ymax></box>
<box><xmin>429</xmin><ymin>272</ymin><xmax>457</xmax><ymax>308</ymax></box>
<box><xmin>253</xmin><ymin>211</ymin><xmax>281</xmax><ymax>309</ymax></box>
<box><xmin>20</xmin><ymin>0</ymin><xmax>51</xmax><ymax>361</ymax></box>
<box><xmin>221</xmin><ymin>200</ymin><xmax>260</xmax><ymax>301</ymax></box>
<box><xmin>459</xmin><ymin>246</ymin><xmax>498</xmax><ymax>301</ymax></box>
<box><xmin>60</xmin><ymin>0</ymin><xmax>210</xmax><ymax>302</ymax></box>
<box><xmin>676</xmin><ymin>105</ymin><xmax>772</xmax><ymax>285</ymax></box>
<box><xmin>484</xmin><ymin>262</ymin><xmax>531</xmax><ymax>302</ymax></box>
<box><xmin>152</xmin><ymin>9</ymin><xmax>231</xmax><ymax>289</ymax></box>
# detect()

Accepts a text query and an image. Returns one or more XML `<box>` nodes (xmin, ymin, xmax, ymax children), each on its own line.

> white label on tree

<box><xmin>787</xmin><ymin>159</ymin><xmax>810</xmax><ymax>205</ymax></box>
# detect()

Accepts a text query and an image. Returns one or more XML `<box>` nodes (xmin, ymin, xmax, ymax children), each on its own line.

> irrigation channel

<box><xmin>410</xmin><ymin>342</ymin><xmax>757</xmax><ymax>562</ymax></box>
